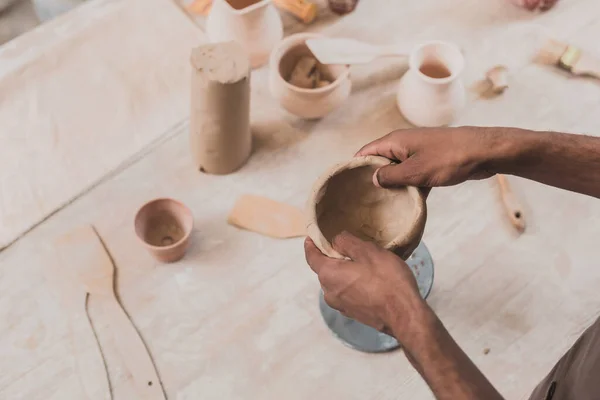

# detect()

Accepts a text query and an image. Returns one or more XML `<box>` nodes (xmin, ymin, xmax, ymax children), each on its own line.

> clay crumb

<box><xmin>483</xmin><ymin>348</ymin><xmax>491</xmax><ymax>355</ymax></box>
<box><xmin>288</xmin><ymin>56</ymin><xmax>332</xmax><ymax>89</ymax></box>
<box><xmin>485</xmin><ymin>65</ymin><xmax>508</xmax><ymax>94</ymax></box>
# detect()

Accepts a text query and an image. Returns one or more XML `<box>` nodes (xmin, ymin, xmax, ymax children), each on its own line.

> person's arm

<box><xmin>388</xmin><ymin>300</ymin><xmax>504</xmax><ymax>400</ymax></box>
<box><xmin>305</xmin><ymin>233</ymin><xmax>504</xmax><ymax>400</ymax></box>
<box><xmin>486</xmin><ymin>128</ymin><xmax>600</xmax><ymax>199</ymax></box>
<box><xmin>355</xmin><ymin>127</ymin><xmax>600</xmax><ymax>199</ymax></box>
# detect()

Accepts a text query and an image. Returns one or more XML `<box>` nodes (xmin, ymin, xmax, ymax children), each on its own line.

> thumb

<box><xmin>373</xmin><ymin>161</ymin><xmax>426</xmax><ymax>189</ymax></box>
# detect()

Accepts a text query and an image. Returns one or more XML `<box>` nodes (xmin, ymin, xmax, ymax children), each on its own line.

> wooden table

<box><xmin>2</xmin><ymin>0</ymin><xmax>600</xmax><ymax>399</ymax></box>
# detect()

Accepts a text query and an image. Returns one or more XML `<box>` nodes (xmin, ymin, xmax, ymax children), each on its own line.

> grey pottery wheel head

<box><xmin>306</xmin><ymin>156</ymin><xmax>427</xmax><ymax>260</ymax></box>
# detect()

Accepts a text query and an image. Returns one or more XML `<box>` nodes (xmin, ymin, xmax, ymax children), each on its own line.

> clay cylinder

<box><xmin>190</xmin><ymin>41</ymin><xmax>251</xmax><ymax>175</ymax></box>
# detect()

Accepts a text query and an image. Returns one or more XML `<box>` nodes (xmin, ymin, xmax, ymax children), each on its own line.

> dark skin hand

<box><xmin>306</xmin><ymin>127</ymin><xmax>600</xmax><ymax>400</ymax></box>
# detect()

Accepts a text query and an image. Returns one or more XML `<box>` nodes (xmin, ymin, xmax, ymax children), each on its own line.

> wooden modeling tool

<box><xmin>48</xmin><ymin>253</ymin><xmax>111</xmax><ymax>400</ymax></box>
<box><xmin>228</xmin><ymin>194</ymin><xmax>306</xmax><ymax>238</ymax></box>
<box><xmin>497</xmin><ymin>174</ymin><xmax>526</xmax><ymax>233</ymax></box>
<box><xmin>536</xmin><ymin>39</ymin><xmax>600</xmax><ymax>79</ymax></box>
<box><xmin>55</xmin><ymin>226</ymin><xmax>166</xmax><ymax>400</ymax></box>
<box><xmin>186</xmin><ymin>0</ymin><xmax>318</xmax><ymax>23</ymax></box>
<box><xmin>305</xmin><ymin>38</ymin><xmax>410</xmax><ymax>65</ymax></box>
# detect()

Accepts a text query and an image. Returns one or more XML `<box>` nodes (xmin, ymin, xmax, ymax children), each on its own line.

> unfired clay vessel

<box><xmin>269</xmin><ymin>33</ymin><xmax>352</xmax><ymax>119</ymax></box>
<box><xmin>134</xmin><ymin>198</ymin><xmax>194</xmax><ymax>263</ymax></box>
<box><xmin>306</xmin><ymin>156</ymin><xmax>427</xmax><ymax>260</ymax></box>
<box><xmin>190</xmin><ymin>41</ymin><xmax>251</xmax><ymax>175</ymax></box>
<box><xmin>396</xmin><ymin>41</ymin><xmax>466</xmax><ymax>127</ymax></box>
<box><xmin>206</xmin><ymin>0</ymin><xmax>283</xmax><ymax>69</ymax></box>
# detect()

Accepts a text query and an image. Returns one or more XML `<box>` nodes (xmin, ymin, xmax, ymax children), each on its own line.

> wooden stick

<box><xmin>497</xmin><ymin>174</ymin><xmax>526</xmax><ymax>233</ymax></box>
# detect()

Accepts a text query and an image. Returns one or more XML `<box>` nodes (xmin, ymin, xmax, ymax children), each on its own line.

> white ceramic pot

<box><xmin>396</xmin><ymin>41</ymin><xmax>466</xmax><ymax>127</ymax></box>
<box><xmin>269</xmin><ymin>33</ymin><xmax>352</xmax><ymax>119</ymax></box>
<box><xmin>206</xmin><ymin>0</ymin><xmax>283</xmax><ymax>69</ymax></box>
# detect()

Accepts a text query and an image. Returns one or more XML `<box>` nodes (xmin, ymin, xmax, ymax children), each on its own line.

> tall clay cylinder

<box><xmin>190</xmin><ymin>41</ymin><xmax>251</xmax><ymax>175</ymax></box>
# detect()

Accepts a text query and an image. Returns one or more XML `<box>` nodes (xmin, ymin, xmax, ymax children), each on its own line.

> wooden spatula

<box><xmin>55</xmin><ymin>225</ymin><xmax>166</xmax><ymax>399</ymax></box>
<box><xmin>305</xmin><ymin>38</ymin><xmax>410</xmax><ymax>65</ymax></box>
<box><xmin>497</xmin><ymin>174</ymin><xmax>526</xmax><ymax>233</ymax></box>
<box><xmin>47</xmin><ymin>255</ymin><xmax>111</xmax><ymax>400</ymax></box>
<box><xmin>228</xmin><ymin>194</ymin><xmax>306</xmax><ymax>238</ymax></box>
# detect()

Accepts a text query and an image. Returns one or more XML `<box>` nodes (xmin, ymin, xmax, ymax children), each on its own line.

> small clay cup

<box><xmin>134</xmin><ymin>198</ymin><xmax>194</xmax><ymax>263</ymax></box>
<box><xmin>306</xmin><ymin>156</ymin><xmax>427</xmax><ymax>260</ymax></box>
<box><xmin>268</xmin><ymin>33</ymin><xmax>352</xmax><ymax>119</ymax></box>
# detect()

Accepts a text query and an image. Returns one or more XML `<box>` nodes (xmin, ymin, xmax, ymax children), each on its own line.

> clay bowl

<box><xmin>268</xmin><ymin>33</ymin><xmax>352</xmax><ymax>119</ymax></box>
<box><xmin>134</xmin><ymin>198</ymin><xmax>194</xmax><ymax>263</ymax></box>
<box><xmin>306</xmin><ymin>156</ymin><xmax>427</xmax><ymax>260</ymax></box>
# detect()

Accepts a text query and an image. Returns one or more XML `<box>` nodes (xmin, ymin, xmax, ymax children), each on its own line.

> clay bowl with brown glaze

<box><xmin>306</xmin><ymin>156</ymin><xmax>427</xmax><ymax>260</ymax></box>
<box><xmin>134</xmin><ymin>198</ymin><xmax>194</xmax><ymax>263</ymax></box>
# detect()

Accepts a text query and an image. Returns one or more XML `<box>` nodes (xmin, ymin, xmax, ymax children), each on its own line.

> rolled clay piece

<box><xmin>486</xmin><ymin>65</ymin><xmax>509</xmax><ymax>94</ymax></box>
<box><xmin>190</xmin><ymin>42</ymin><xmax>251</xmax><ymax>174</ymax></box>
<box><xmin>316</xmin><ymin>79</ymin><xmax>331</xmax><ymax>88</ymax></box>
<box><xmin>289</xmin><ymin>56</ymin><xmax>318</xmax><ymax>89</ymax></box>
<box><xmin>306</xmin><ymin>156</ymin><xmax>427</xmax><ymax>260</ymax></box>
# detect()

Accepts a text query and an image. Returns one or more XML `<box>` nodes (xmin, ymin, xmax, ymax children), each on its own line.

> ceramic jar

<box><xmin>269</xmin><ymin>33</ymin><xmax>352</xmax><ymax>119</ymax></box>
<box><xmin>396</xmin><ymin>41</ymin><xmax>466</xmax><ymax>127</ymax></box>
<box><xmin>206</xmin><ymin>0</ymin><xmax>283</xmax><ymax>69</ymax></box>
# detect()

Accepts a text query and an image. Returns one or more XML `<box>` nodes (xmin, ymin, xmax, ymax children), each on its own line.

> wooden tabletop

<box><xmin>2</xmin><ymin>0</ymin><xmax>600</xmax><ymax>399</ymax></box>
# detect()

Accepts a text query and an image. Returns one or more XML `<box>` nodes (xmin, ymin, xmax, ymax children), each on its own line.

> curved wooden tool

<box><xmin>50</xmin><ymin>243</ymin><xmax>111</xmax><ymax>400</ymax></box>
<box><xmin>497</xmin><ymin>174</ymin><xmax>526</xmax><ymax>233</ymax></box>
<box><xmin>57</xmin><ymin>225</ymin><xmax>166</xmax><ymax>400</ymax></box>
<box><xmin>70</xmin><ymin>290</ymin><xmax>112</xmax><ymax>400</ymax></box>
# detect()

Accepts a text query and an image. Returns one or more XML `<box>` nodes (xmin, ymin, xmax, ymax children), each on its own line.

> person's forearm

<box><xmin>390</xmin><ymin>304</ymin><xmax>504</xmax><ymax>400</ymax></box>
<box><xmin>485</xmin><ymin>128</ymin><xmax>600</xmax><ymax>198</ymax></box>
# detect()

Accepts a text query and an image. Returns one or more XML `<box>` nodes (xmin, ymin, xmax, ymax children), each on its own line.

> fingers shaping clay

<box><xmin>228</xmin><ymin>194</ymin><xmax>305</xmax><ymax>238</ymax></box>
<box><xmin>190</xmin><ymin>41</ymin><xmax>251</xmax><ymax>175</ymax></box>
<box><xmin>306</xmin><ymin>156</ymin><xmax>427</xmax><ymax>260</ymax></box>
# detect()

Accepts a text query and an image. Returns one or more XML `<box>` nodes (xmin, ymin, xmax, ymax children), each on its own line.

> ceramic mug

<box><xmin>396</xmin><ymin>40</ymin><xmax>466</xmax><ymax>127</ymax></box>
<box><xmin>268</xmin><ymin>33</ymin><xmax>352</xmax><ymax>120</ymax></box>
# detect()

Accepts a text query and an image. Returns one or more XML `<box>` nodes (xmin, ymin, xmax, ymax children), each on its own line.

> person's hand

<box><xmin>304</xmin><ymin>232</ymin><xmax>430</xmax><ymax>342</ymax></box>
<box><xmin>355</xmin><ymin>127</ymin><xmax>500</xmax><ymax>191</ymax></box>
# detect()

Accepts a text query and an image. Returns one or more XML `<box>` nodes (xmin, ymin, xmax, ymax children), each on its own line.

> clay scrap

<box><xmin>288</xmin><ymin>56</ymin><xmax>332</xmax><ymax>89</ymax></box>
<box><xmin>228</xmin><ymin>194</ymin><xmax>306</xmax><ymax>239</ymax></box>
<box><xmin>486</xmin><ymin>65</ymin><xmax>509</xmax><ymax>94</ymax></box>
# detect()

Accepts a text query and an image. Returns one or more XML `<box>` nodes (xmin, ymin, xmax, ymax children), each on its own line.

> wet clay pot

<box><xmin>134</xmin><ymin>198</ymin><xmax>194</xmax><ymax>263</ymax></box>
<box><xmin>306</xmin><ymin>156</ymin><xmax>426</xmax><ymax>260</ymax></box>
